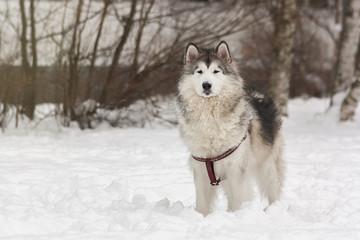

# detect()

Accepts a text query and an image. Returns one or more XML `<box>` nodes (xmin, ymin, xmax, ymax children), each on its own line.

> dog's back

<box><xmin>245</xmin><ymin>87</ymin><xmax>282</xmax><ymax>145</ymax></box>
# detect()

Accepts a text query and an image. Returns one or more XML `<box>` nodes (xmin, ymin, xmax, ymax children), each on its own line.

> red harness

<box><xmin>192</xmin><ymin>134</ymin><xmax>248</xmax><ymax>186</ymax></box>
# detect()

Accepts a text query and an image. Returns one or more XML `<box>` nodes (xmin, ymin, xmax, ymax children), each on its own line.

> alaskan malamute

<box><xmin>177</xmin><ymin>41</ymin><xmax>285</xmax><ymax>216</ymax></box>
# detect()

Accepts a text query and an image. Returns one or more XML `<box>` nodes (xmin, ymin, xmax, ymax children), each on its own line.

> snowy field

<box><xmin>1</xmin><ymin>98</ymin><xmax>360</xmax><ymax>239</ymax></box>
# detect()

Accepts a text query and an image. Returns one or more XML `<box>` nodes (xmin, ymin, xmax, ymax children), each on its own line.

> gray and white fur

<box><xmin>177</xmin><ymin>41</ymin><xmax>285</xmax><ymax>216</ymax></box>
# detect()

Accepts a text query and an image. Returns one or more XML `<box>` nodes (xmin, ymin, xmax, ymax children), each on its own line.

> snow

<box><xmin>1</xmin><ymin>98</ymin><xmax>360</xmax><ymax>239</ymax></box>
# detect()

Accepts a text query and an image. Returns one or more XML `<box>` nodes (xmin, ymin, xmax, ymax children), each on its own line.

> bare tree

<box><xmin>2</xmin><ymin>0</ymin><xmax>312</xmax><ymax>129</ymax></box>
<box><xmin>19</xmin><ymin>0</ymin><xmax>31</xmax><ymax>118</ymax></box>
<box><xmin>29</xmin><ymin>0</ymin><xmax>37</xmax><ymax>118</ymax></box>
<box><xmin>64</xmin><ymin>0</ymin><xmax>83</xmax><ymax>126</ymax></box>
<box><xmin>100</xmin><ymin>0</ymin><xmax>138</xmax><ymax>105</ymax></box>
<box><xmin>132</xmin><ymin>0</ymin><xmax>155</xmax><ymax>75</ymax></box>
<box><xmin>19</xmin><ymin>0</ymin><xmax>29</xmax><ymax>75</ymax></box>
<box><xmin>340</xmin><ymin>38</ymin><xmax>360</xmax><ymax>121</ymax></box>
<box><xmin>0</xmin><ymin>66</ymin><xmax>12</xmax><ymax>132</ymax></box>
<box><xmin>335</xmin><ymin>0</ymin><xmax>343</xmax><ymax>24</ymax></box>
<box><xmin>17</xmin><ymin>0</ymin><xmax>38</xmax><ymax>120</ymax></box>
<box><xmin>268</xmin><ymin>0</ymin><xmax>297</xmax><ymax>116</ymax></box>
<box><xmin>86</xmin><ymin>0</ymin><xmax>112</xmax><ymax>99</ymax></box>
<box><xmin>340</xmin><ymin>77</ymin><xmax>360</xmax><ymax>120</ymax></box>
<box><xmin>331</xmin><ymin>0</ymin><xmax>360</xmax><ymax>104</ymax></box>
<box><xmin>54</xmin><ymin>0</ymin><xmax>69</xmax><ymax>119</ymax></box>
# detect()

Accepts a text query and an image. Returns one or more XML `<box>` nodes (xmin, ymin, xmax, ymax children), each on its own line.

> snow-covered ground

<box><xmin>0</xmin><ymin>98</ymin><xmax>360</xmax><ymax>239</ymax></box>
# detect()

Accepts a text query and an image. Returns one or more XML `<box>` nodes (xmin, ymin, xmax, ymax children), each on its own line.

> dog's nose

<box><xmin>202</xmin><ymin>82</ymin><xmax>212</xmax><ymax>91</ymax></box>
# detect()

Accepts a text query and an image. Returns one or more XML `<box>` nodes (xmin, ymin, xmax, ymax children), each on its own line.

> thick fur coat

<box><xmin>177</xmin><ymin>41</ymin><xmax>285</xmax><ymax>216</ymax></box>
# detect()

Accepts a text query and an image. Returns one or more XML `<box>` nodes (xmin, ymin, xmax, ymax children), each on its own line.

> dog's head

<box><xmin>181</xmin><ymin>41</ymin><xmax>240</xmax><ymax>98</ymax></box>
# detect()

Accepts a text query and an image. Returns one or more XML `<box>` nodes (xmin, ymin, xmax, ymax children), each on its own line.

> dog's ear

<box><xmin>184</xmin><ymin>43</ymin><xmax>199</xmax><ymax>64</ymax></box>
<box><xmin>216</xmin><ymin>41</ymin><xmax>232</xmax><ymax>63</ymax></box>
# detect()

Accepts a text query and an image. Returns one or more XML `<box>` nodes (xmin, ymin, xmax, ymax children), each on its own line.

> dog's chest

<box><xmin>181</xmin><ymin>103</ymin><xmax>243</xmax><ymax>157</ymax></box>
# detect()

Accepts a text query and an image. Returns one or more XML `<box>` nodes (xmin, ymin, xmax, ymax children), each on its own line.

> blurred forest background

<box><xmin>0</xmin><ymin>0</ymin><xmax>360</xmax><ymax>130</ymax></box>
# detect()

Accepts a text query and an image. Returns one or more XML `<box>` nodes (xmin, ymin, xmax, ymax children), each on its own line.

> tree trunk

<box><xmin>335</xmin><ymin>0</ymin><xmax>342</xmax><ymax>24</ymax></box>
<box><xmin>19</xmin><ymin>0</ymin><xmax>29</xmax><ymax>74</ymax></box>
<box><xmin>331</xmin><ymin>0</ymin><xmax>360</xmax><ymax>101</ymax></box>
<box><xmin>340</xmin><ymin>77</ymin><xmax>360</xmax><ymax>120</ymax></box>
<box><xmin>132</xmin><ymin>0</ymin><xmax>154</xmax><ymax>75</ymax></box>
<box><xmin>268</xmin><ymin>0</ymin><xmax>297</xmax><ymax>116</ymax></box>
<box><xmin>0</xmin><ymin>103</ymin><xmax>7</xmax><ymax>132</ymax></box>
<box><xmin>100</xmin><ymin>0</ymin><xmax>137</xmax><ymax>105</ymax></box>
<box><xmin>86</xmin><ymin>0</ymin><xmax>111</xmax><ymax>99</ymax></box>
<box><xmin>64</xmin><ymin>0</ymin><xmax>83</xmax><ymax>126</ymax></box>
<box><xmin>28</xmin><ymin>0</ymin><xmax>37</xmax><ymax>119</ymax></box>
<box><xmin>19</xmin><ymin>0</ymin><xmax>36</xmax><ymax>120</ymax></box>
<box><xmin>340</xmin><ymin>36</ymin><xmax>360</xmax><ymax>121</ymax></box>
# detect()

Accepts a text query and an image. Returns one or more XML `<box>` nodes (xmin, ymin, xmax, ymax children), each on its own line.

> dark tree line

<box><xmin>0</xmin><ymin>0</ymin><xmax>360</xmax><ymax>130</ymax></box>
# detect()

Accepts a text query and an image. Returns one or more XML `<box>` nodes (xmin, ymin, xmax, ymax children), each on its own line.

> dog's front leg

<box><xmin>193</xmin><ymin>166</ymin><xmax>216</xmax><ymax>216</ymax></box>
<box><xmin>223</xmin><ymin>169</ymin><xmax>253</xmax><ymax>212</ymax></box>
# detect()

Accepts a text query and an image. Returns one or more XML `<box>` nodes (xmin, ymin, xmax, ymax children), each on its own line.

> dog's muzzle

<box><xmin>202</xmin><ymin>82</ymin><xmax>212</xmax><ymax>95</ymax></box>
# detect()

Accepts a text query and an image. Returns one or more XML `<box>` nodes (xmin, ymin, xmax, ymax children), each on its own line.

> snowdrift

<box><xmin>0</xmin><ymin>98</ymin><xmax>360</xmax><ymax>239</ymax></box>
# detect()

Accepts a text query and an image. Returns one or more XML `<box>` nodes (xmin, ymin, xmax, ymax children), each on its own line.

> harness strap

<box><xmin>206</xmin><ymin>161</ymin><xmax>220</xmax><ymax>186</ymax></box>
<box><xmin>192</xmin><ymin>133</ymin><xmax>248</xmax><ymax>186</ymax></box>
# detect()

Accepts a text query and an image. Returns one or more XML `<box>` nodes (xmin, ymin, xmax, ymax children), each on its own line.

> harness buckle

<box><xmin>210</xmin><ymin>180</ymin><xmax>220</xmax><ymax>186</ymax></box>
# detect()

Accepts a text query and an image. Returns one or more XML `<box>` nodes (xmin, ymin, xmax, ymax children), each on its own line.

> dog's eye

<box><xmin>214</xmin><ymin>70</ymin><xmax>220</xmax><ymax>74</ymax></box>
<box><xmin>197</xmin><ymin>70</ymin><xmax>203</xmax><ymax>74</ymax></box>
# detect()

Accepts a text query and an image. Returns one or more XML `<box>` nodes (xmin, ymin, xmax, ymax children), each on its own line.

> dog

<box><xmin>176</xmin><ymin>41</ymin><xmax>285</xmax><ymax>216</ymax></box>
